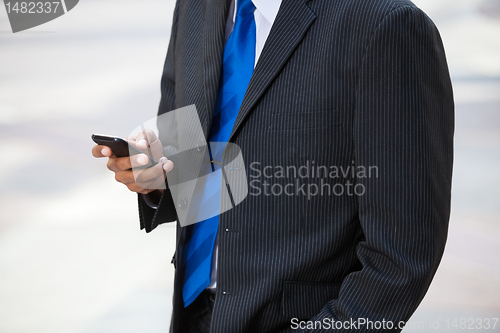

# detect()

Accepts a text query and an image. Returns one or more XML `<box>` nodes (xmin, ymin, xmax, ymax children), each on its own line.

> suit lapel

<box><xmin>202</xmin><ymin>0</ymin><xmax>229</xmax><ymax>139</ymax></box>
<box><xmin>229</xmin><ymin>0</ymin><xmax>317</xmax><ymax>141</ymax></box>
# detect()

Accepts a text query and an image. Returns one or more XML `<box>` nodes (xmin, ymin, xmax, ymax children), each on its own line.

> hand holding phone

<box><xmin>92</xmin><ymin>134</ymin><xmax>158</xmax><ymax>169</ymax></box>
<box><xmin>91</xmin><ymin>130</ymin><xmax>174</xmax><ymax>194</ymax></box>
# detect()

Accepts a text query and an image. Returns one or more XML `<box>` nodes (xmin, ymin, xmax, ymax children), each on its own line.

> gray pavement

<box><xmin>0</xmin><ymin>0</ymin><xmax>499</xmax><ymax>332</ymax></box>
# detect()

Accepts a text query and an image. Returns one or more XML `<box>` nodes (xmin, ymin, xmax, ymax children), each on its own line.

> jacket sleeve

<box><xmin>301</xmin><ymin>6</ymin><xmax>454</xmax><ymax>332</ymax></box>
<box><xmin>138</xmin><ymin>0</ymin><xmax>181</xmax><ymax>233</ymax></box>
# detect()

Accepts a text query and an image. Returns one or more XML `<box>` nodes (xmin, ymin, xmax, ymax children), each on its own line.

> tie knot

<box><xmin>236</xmin><ymin>0</ymin><xmax>255</xmax><ymax>15</ymax></box>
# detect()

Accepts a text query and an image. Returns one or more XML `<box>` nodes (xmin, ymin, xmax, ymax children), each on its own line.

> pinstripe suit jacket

<box><xmin>138</xmin><ymin>0</ymin><xmax>454</xmax><ymax>332</ymax></box>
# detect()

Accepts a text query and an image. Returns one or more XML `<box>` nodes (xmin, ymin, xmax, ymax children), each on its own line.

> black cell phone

<box><xmin>92</xmin><ymin>134</ymin><xmax>158</xmax><ymax>169</ymax></box>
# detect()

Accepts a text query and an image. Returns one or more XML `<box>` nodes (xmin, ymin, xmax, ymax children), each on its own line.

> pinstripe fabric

<box><xmin>138</xmin><ymin>0</ymin><xmax>454</xmax><ymax>332</ymax></box>
<box><xmin>182</xmin><ymin>0</ymin><xmax>257</xmax><ymax>307</ymax></box>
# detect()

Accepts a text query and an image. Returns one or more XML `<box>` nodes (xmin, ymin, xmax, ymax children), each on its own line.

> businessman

<box><xmin>92</xmin><ymin>0</ymin><xmax>454</xmax><ymax>332</ymax></box>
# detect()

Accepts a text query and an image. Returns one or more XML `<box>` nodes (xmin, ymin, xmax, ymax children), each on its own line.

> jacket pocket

<box><xmin>282</xmin><ymin>281</ymin><xmax>341</xmax><ymax>320</ymax></box>
<box><xmin>269</xmin><ymin>110</ymin><xmax>339</xmax><ymax>130</ymax></box>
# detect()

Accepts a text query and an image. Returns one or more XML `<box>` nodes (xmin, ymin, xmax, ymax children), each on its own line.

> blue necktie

<box><xmin>182</xmin><ymin>0</ymin><xmax>256</xmax><ymax>307</ymax></box>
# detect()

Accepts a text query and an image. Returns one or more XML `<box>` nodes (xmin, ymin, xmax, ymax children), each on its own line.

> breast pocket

<box><xmin>282</xmin><ymin>281</ymin><xmax>341</xmax><ymax>320</ymax></box>
<box><xmin>269</xmin><ymin>110</ymin><xmax>339</xmax><ymax>130</ymax></box>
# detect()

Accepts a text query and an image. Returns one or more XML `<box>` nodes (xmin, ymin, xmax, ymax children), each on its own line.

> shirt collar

<box><xmin>251</xmin><ymin>0</ymin><xmax>282</xmax><ymax>24</ymax></box>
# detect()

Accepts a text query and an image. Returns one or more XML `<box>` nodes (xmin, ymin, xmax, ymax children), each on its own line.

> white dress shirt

<box><xmin>208</xmin><ymin>0</ymin><xmax>283</xmax><ymax>291</ymax></box>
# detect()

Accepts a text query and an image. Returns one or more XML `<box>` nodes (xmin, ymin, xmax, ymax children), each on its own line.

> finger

<box><xmin>134</xmin><ymin>162</ymin><xmax>166</xmax><ymax>184</ymax></box>
<box><xmin>132</xmin><ymin>161</ymin><xmax>171</xmax><ymax>190</ymax></box>
<box><xmin>114</xmin><ymin>170</ymin><xmax>135</xmax><ymax>185</ymax></box>
<box><xmin>107</xmin><ymin>156</ymin><xmax>132</xmax><ymax>172</ymax></box>
<box><xmin>158</xmin><ymin>157</ymin><xmax>173</xmax><ymax>172</ymax></box>
<box><xmin>135</xmin><ymin>129</ymin><xmax>158</xmax><ymax>150</ymax></box>
<box><xmin>163</xmin><ymin>160</ymin><xmax>174</xmax><ymax>173</ymax></box>
<box><xmin>92</xmin><ymin>145</ymin><xmax>112</xmax><ymax>158</ymax></box>
<box><xmin>130</xmin><ymin>154</ymin><xmax>153</xmax><ymax>169</ymax></box>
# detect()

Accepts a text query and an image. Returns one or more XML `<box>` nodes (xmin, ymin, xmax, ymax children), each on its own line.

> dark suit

<box><xmin>138</xmin><ymin>0</ymin><xmax>454</xmax><ymax>332</ymax></box>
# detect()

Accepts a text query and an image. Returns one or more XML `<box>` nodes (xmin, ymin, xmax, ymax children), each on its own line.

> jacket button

<box><xmin>177</xmin><ymin>198</ymin><xmax>188</xmax><ymax>210</ymax></box>
<box><xmin>196</xmin><ymin>139</ymin><xmax>205</xmax><ymax>152</ymax></box>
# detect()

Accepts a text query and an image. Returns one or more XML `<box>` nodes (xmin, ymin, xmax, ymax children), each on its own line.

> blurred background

<box><xmin>0</xmin><ymin>0</ymin><xmax>499</xmax><ymax>332</ymax></box>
